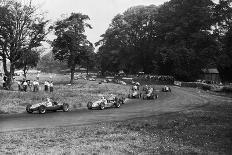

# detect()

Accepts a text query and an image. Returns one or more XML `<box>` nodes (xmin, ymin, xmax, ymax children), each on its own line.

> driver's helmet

<box><xmin>47</xmin><ymin>98</ymin><xmax>51</xmax><ymax>102</ymax></box>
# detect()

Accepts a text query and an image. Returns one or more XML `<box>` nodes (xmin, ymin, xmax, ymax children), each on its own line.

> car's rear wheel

<box><xmin>143</xmin><ymin>95</ymin><xmax>146</xmax><ymax>100</ymax></box>
<box><xmin>26</xmin><ymin>104</ymin><xmax>33</xmax><ymax>113</ymax></box>
<box><xmin>100</xmin><ymin>102</ymin><xmax>105</xmax><ymax>110</ymax></box>
<box><xmin>87</xmin><ymin>102</ymin><xmax>93</xmax><ymax>110</ymax></box>
<box><xmin>62</xmin><ymin>103</ymin><xmax>69</xmax><ymax>112</ymax></box>
<box><xmin>39</xmin><ymin>105</ymin><xmax>46</xmax><ymax>114</ymax></box>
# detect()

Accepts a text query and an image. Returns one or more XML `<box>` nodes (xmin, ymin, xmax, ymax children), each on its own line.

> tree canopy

<box><xmin>96</xmin><ymin>0</ymin><xmax>232</xmax><ymax>82</ymax></box>
<box><xmin>0</xmin><ymin>0</ymin><xmax>49</xmax><ymax>88</ymax></box>
<box><xmin>52</xmin><ymin>13</ymin><xmax>94</xmax><ymax>83</ymax></box>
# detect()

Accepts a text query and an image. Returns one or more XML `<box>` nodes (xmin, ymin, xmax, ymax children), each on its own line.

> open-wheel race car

<box><xmin>128</xmin><ymin>83</ymin><xmax>141</xmax><ymax>99</ymax></box>
<box><xmin>162</xmin><ymin>85</ymin><xmax>171</xmax><ymax>92</ymax></box>
<box><xmin>26</xmin><ymin>98</ymin><xmax>69</xmax><ymax>114</ymax></box>
<box><xmin>87</xmin><ymin>94</ymin><xmax>125</xmax><ymax>110</ymax></box>
<box><xmin>128</xmin><ymin>90</ymin><xmax>141</xmax><ymax>99</ymax></box>
<box><xmin>141</xmin><ymin>87</ymin><xmax>158</xmax><ymax>100</ymax></box>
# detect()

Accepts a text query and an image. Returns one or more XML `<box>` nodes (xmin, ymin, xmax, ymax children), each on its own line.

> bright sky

<box><xmin>31</xmin><ymin>0</ymin><xmax>168</xmax><ymax>48</ymax></box>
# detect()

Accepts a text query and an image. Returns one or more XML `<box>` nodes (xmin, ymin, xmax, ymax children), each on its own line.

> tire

<box><xmin>115</xmin><ymin>101</ymin><xmax>120</xmax><ymax>108</ymax></box>
<box><xmin>143</xmin><ymin>95</ymin><xmax>146</xmax><ymax>100</ymax></box>
<box><xmin>87</xmin><ymin>102</ymin><xmax>93</xmax><ymax>110</ymax></box>
<box><xmin>26</xmin><ymin>104</ymin><xmax>33</xmax><ymax>113</ymax></box>
<box><xmin>100</xmin><ymin>102</ymin><xmax>105</xmax><ymax>110</ymax></box>
<box><xmin>39</xmin><ymin>105</ymin><xmax>46</xmax><ymax>114</ymax></box>
<box><xmin>120</xmin><ymin>97</ymin><xmax>125</xmax><ymax>104</ymax></box>
<box><xmin>62</xmin><ymin>103</ymin><xmax>69</xmax><ymax>112</ymax></box>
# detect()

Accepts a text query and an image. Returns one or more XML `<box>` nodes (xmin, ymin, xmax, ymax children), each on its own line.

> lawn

<box><xmin>0</xmin><ymin>98</ymin><xmax>231</xmax><ymax>154</ymax></box>
<box><xmin>0</xmin><ymin>73</ymin><xmax>130</xmax><ymax>114</ymax></box>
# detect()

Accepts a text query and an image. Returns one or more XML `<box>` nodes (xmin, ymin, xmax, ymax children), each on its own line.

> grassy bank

<box><xmin>0</xmin><ymin>74</ymin><xmax>129</xmax><ymax>114</ymax></box>
<box><xmin>1</xmin><ymin>99</ymin><xmax>231</xmax><ymax>154</ymax></box>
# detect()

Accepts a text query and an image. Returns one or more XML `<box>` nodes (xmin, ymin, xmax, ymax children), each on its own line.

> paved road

<box><xmin>0</xmin><ymin>87</ymin><xmax>231</xmax><ymax>132</ymax></box>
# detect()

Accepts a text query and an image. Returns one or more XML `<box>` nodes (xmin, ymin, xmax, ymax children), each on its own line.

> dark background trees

<box><xmin>96</xmin><ymin>0</ymin><xmax>232</xmax><ymax>82</ymax></box>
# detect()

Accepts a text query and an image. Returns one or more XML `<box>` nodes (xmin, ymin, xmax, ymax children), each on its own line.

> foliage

<box><xmin>52</xmin><ymin>13</ymin><xmax>94</xmax><ymax>83</ymax></box>
<box><xmin>0</xmin><ymin>0</ymin><xmax>49</xmax><ymax>88</ymax></box>
<box><xmin>15</xmin><ymin>49</ymin><xmax>40</xmax><ymax>77</ymax></box>
<box><xmin>37</xmin><ymin>52</ymin><xmax>68</xmax><ymax>73</ymax></box>
<box><xmin>96</xmin><ymin>0</ymin><xmax>232</xmax><ymax>82</ymax></box>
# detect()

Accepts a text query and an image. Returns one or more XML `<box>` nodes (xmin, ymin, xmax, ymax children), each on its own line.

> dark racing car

<box><xmin>87</xmin><ymin>94</ymin><xmax>125</xmax><ymax>110</ymax></box>
<box><xmin>26</xmin><ymin>98</ymin><xmax>69</xmax><ymax>114</ymax></box>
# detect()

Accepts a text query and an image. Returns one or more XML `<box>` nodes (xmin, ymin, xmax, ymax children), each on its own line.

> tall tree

<box><xmin>96</xmin><ymin>5</ymin><xmax>159</xmax><ymax>74</ymax></box>
<box><xmin>52</xmin><ymin>13</ymin><xmax>93</xmax><ymax>84</ymax></box>
<box><xmin>213</xmin><ymin>0</ymin><xmax>232</xmax><ymax>82</ymax></box>
<box><xmin>0</xmin><ymin>0</ymin><xmax>49</xmax><ymax>89</ymax></box>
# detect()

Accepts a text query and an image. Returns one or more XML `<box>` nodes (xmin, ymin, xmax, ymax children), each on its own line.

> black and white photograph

<box><xmin>0</xmin><ymin>0</ymin><xmax>232</xmax><ymax>154</ymax></box>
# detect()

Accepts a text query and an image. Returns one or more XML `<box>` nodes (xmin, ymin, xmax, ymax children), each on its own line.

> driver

<box><xmin>46</xmin><ymin>98</ymin><xmax>53</xmax><ymax>107</ymax></box>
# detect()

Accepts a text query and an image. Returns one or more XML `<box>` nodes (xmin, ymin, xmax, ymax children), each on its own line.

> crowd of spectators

<box><xmin>17</xmin><ymin>79</ymin><xmax>54</xmax><ymax>92</ymax></box>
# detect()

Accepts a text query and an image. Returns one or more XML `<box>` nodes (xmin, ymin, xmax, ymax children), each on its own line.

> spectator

<box><xmin>17</xmin><ymin>80</ymin><xmax>22</xmax><ymax>91</ymax></box>
<box><xmin>22</xmin><ymin>80</ymin><xmax>28</xmax><ymax>92</ymax></box>
<box><xmin>50</xmin><ymin>81</ymin><xmax>53</xmax><ymax>92</ymax></box>
<box><xmin>26</xmin><ymin>80</ymin><xmax>32</xmax><ymax>91</ymax></box>
<box><xmin>33</xmin><ymin>80</ymin><xmax>39</xmax><ymax>92</ymax></box>
<box><xmin>44</xmin><ymin>81</ymin><xmax>49</xmax><ymax>91</ymax></box>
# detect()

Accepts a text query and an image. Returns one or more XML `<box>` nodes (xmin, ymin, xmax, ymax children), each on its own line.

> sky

<box><xmin>31</xmin><ymin>0</ymin><xmax>169</xmax><ymax>50</ymax></box>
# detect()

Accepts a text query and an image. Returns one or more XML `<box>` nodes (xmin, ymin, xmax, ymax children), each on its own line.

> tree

<box><xmin>96</xmin><ymin>5</ymin><xmax>159</xmax><ymax>74</ymax></box>
<box><xmin>15</xmin><ymin>49</ymin><xmax>40</xmax><ymax>78</ymax></box>
<box><xmin>212</xmin><ymin>0</ymin><xmax>232</xmax><ymax>82</ymax></box>
<box><xmin>52</xmin><ymin>13</ymin><xmax>93</xmax><ymax>84</ymax></box>
<box><xmin>0</xmin><ymin>0</ymin><xmax>49</xmax><ymax>89</ymax></box>
<box><xmin>37</xmin><ymin>52</ymin><xmax>68</xmax><ymax>73</ymax></box>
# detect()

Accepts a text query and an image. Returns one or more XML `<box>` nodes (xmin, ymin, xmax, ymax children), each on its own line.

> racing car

<box><xmin>141</xmin><ymin>87</ymin><xmax>158</xmax><ymax>100</ymax></box>
<box><xmin>26</xmin><ymin>98</ymin><xmax>69</xmax><ymax>114</ymax></box>
<box><xmin>128</xmin><ymin>84</ymin><xmax>141</xmax><ymax>99</ymax></box>
<box><xmin>87</xmin><ymin>94</ymin><xmax>125</xmax><ymax>110</ymax></box>
<box><xmin>162</xmin><ymin>85</ymin><xmax>171</xmax><ymax>92</ymax></box>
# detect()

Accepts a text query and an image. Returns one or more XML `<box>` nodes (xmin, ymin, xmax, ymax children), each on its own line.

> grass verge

<box><xmin>0</xmin><ymin>100</ymin><xmax>231</xmax><ymax>154</ymax></box>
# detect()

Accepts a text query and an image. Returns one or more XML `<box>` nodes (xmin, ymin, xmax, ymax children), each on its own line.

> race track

<box><xmin>0</xmin><ymin>87</ymin><xmax>231</xmax><ymax>132</ymax></box>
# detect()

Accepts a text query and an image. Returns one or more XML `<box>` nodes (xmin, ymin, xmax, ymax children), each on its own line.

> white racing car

<box><xmin>87</xmin><ymin>94</ymin><xmax>125</xmax><ymax>110</ymax></box>
<box><xmin>142</xmin><ymin>87</ymin><xmax>158</xmax><ymax>100</ymax></box>
<box><xmin>26</xmin><ymin>98</ymin><xmax>69</xmax><ymax>114</ymax></box>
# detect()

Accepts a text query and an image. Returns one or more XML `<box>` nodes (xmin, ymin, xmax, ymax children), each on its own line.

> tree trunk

<box><xmin>86</xmin><ymin>61</ymin><xmax>89</xmax><ymax>75</ymax></box>
<box><xmin>70</xmin><ymin>65</ymin><xmax>75</xmax><ymax>84</ymax></box>
<box><xmin>5</xmin><ymin>63</ymin><xmax>15</xmax><ymax>90</ymax></box>
<box><xmin>23</xmin><ymin>66</ymin><xmax>27</xmax><ymax>79</ymax></box>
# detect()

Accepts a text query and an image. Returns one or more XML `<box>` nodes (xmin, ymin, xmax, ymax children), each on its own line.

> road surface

<box><xmin>0</xmin><ymin>87</ymin><xmax>231</xmax><ymax>132</ymax></box>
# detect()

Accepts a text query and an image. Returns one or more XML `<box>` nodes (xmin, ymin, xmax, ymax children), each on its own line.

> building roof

<box><xmin>202</xmin><ymin>68</ymin><xmax>219</xmax><ymax>74</ymax></box>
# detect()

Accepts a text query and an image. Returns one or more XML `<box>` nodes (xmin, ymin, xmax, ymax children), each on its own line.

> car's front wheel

<box><xmin>100</xmin><ymin>102</ymin><xmax>105</xmax><ymax>110</ymax></box>
<box><xmin>115</xmin><ymin>101</ymin><xmax>120</xmax><ymax>108</ymax></box>
<box><xmin>62</xmin><ymin>103</ymin><xmax>69</xmax><ymax>112</ymax></box>
<box><xmin>39</xmin><ymin>105</ymin><xmax>46</xmax><ymax>114</ymax></box>
<box><xmin>26</xmin><ymin>104</ymin><xmax>33</xmax><ymax>113</ymax></box>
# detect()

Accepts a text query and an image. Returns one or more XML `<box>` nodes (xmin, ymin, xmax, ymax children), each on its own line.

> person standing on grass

<box><xmin>22</xmin><ymin>80</ymin><xmax>28</xmax><ymax>92</ymax></box>
<box><xmin>44</xmin><ymin>80</ymin><xmax>49</xmax><ymax>91</ymax></box>
<box><xmin>50</xmin><ymin>81</ymin><xmax>53</xmax><ymax>92</ymax></box>
<box><xmin>33</xmin><ymin>80</ymin><xmax>39</xmax><ymax>92</ymax></box>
